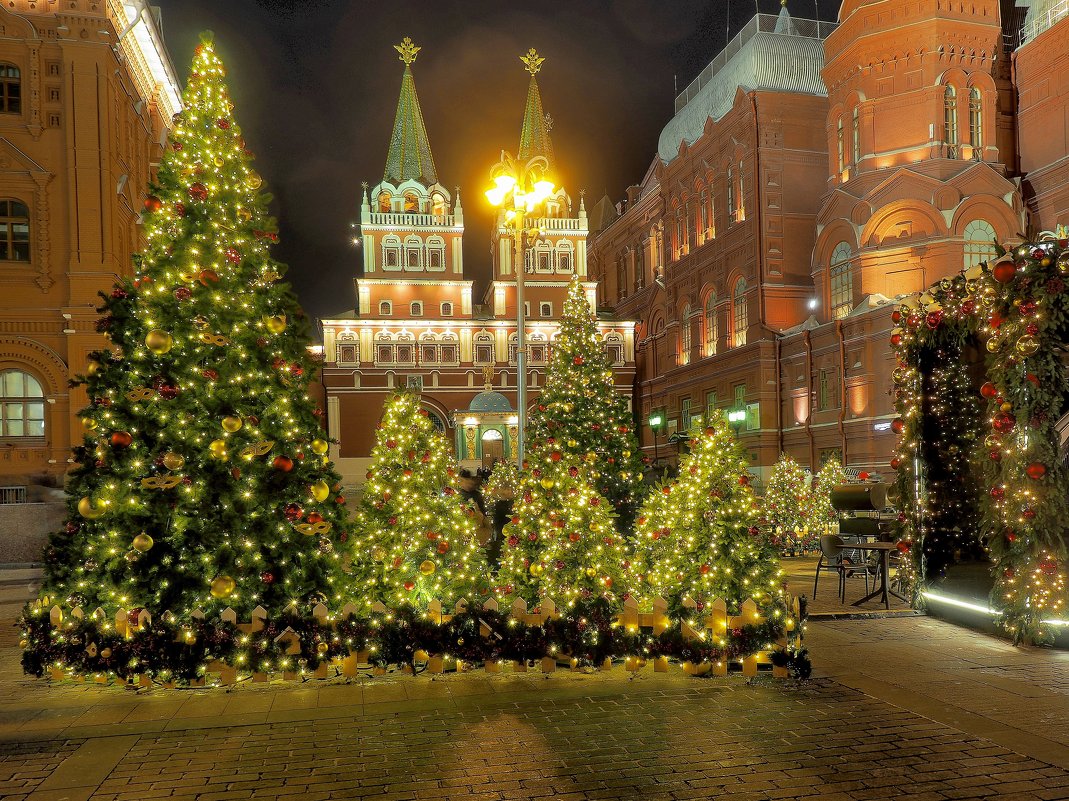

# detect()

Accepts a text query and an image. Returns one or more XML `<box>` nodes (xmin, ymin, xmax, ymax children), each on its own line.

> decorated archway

<box><xmin>890</xmin><ymin>234</ymin><xmax>1069</xmax><ymax>643</ymax></box>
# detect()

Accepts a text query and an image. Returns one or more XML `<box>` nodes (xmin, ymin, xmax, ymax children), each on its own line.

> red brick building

<box><xmin>589</xmin><ymin>0</ymin><xmax>1064</xmax><ymax>480</ymax></box>
<box><xmin>319</xmin><ymin>42</ymin><xmax>635</xmax><ymax>486</ymax></box>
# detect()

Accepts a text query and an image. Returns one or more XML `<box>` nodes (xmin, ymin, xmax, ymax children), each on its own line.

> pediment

<box><xmin>817</xmin><ymin>187</ymin><xmax>861</xmax><ymax>226</ymax></box>
<box><xmin>0</xmin><ymin>138</ymin><xmax>50</xmax><ymax>178</ymax></box>
<box><xmin>947</xmin><ymin>162</ymin><xmax>1017</xmax><ymax>199</ymax></box>
<box><xmin>863</xmin><ymin>168</ymin><xmax>945</xmax><ymax>211</ymax></box>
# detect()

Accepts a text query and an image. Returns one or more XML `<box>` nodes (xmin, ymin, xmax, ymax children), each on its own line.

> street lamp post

<box><xmin>647</xmin><ymin>413</ymin><xmax>663</xmax><ymax>466</ymax></box>
<box><xmin>486</xmin><ymin>150</ymin><xmax>555</xmax><ymax>468</ymax></box>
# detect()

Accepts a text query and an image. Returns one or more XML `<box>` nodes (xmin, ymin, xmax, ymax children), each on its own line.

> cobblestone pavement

<box><xmin>1</xmin><ymin>614</ymin><xmax>1069</xmax><ymax>800</ymax></box>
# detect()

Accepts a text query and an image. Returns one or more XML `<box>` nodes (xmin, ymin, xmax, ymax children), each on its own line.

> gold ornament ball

<box><xmin>419</xmin><ymin>559</ymin><xmax>436</xmax><ymax>576</ymax></box>
<box><xmin>999</xmin><ymin>402</ymin><xmax>1012</xmax><ymax>413</ymax></box>
<box><xmin>529</xmin><ymin>562</ymin><xmax>544</xmax><ymax>577</ymax></box>
<box><xmin>311</xmin><ymin>438</ymin><xmax>329</xmax><ymax>455</ymax></box>
<box><xmin>316</xmin><ymin>642</ymin><xmax>329</xmax><ymax>654</ymax></box>
<box><xmin>622</xmin><ymin>450</ymin><xmax>631</xmax><ymax>458</ymax></box>
<box><xmin>221</xmin><ymin>415</ymin><xmax>243</xmax><ymax>433</ymax></box>
<box><xmin>192</xmin><ymin>315</ymin><xmax>210</xmax><ymax>330</ymax></box>
<box><xmin>210</xmin><ymin>575</ymin><xmax>236</xmax><ymax>598</ymax></box>
<box><xmin>1016</xmin><ymin>335</ymin><xmax>1040</xmax><ymax>357</ymax></box>
<box><xmin>209</xmin><ymin>439</ymin><xmax>228</xmax><ymax>460</ymax></box>
<box><xmin>567</xmin><ymin>439</ymin><xmax>578</xmax><ymax>448</ymax></box>
<box><xmin>985</xmin><ymin>337</ymin><xmax>1002</xmax><ymax>353</ymax></box>
<box><xmin>237</xmin><ymin>208</ymin><xmax>252</xmax><ymax>222</ymax></box>
<box><xmin>264</xmin><ymin>315</ymin><xmax>287</xmax><ymax>334</ymax></box>
<box><xmin>371</xmin><ymin>546</ymin><xmax>386</xmax><ymax>561</ymax></box>
<box><xmin>100</xmin><ymin>647</ymin><xmax>112</xmax><ymax>659</ymax></box>
<box><xmin>145</xmin><ymin>329</ymin><xmax>173</xmax><ymax>355</ymax></box>
<box><xmin>19</xmin><ymin>639</ymin><xmax>28</xmax><ymax>649</ymax></box>
<box><xmin>132</xmin><ymin>533</ymin><xmax>154</xmax><ymax>553</ymax></box>
<box><xmin>247</xmin><ymin>171</ymin><xmax>263</xmax><ymax>189</ymax></box>
<box><xmin>81</xmin><ymin>417</ymin><xmax>97</xmax><ymax>431</ymax></box>
<box><xmin>86</xmin><ymin>359</ymin><xmax>102</xmax><ymax>377</ymax></box>
<box><xmin>77</xmin><ymin>496</ymin><xmax>106</xmax><ymax>519</ymax></box>
<box><xmin>214</xmin><ymin>156</ymin><xmax>224</xmax><ymax>167</ymax></box>
<box><xmin>540</xmin><ymin>478</ymin><xmax>555</xmax><ymax>490</ymax></box>
<box><xmin>162</xmin><ymin>452</ymin><xmax>185</xmax><ymax>471</ymax></box>
<box><xmin>585</xmin><ymin>567</ymin><xmax>597</xmax><ymax>578</ymax></box>
<box><xmin>310</xmin><ymin>479</ymin><xmax>330</xmax><ymax>502</ymax></box>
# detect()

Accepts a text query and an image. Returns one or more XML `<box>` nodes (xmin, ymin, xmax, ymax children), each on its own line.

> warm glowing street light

<box><xmin>485</xmin><ymin>149</ymin><xmax>555</xmax><ymax>468</ymax></box>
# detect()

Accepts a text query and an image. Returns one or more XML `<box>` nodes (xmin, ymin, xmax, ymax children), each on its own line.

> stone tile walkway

<box><xmin>0</xmin><ymin>614</ymin><xmax>1068</xmax><ymax>800</ymax></box>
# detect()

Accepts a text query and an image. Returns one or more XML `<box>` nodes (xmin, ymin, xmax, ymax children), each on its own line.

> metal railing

<box><xmin>0</xmin><ymin>486</ymin><xmax>27</xmax><ymax>504</ymax></box>
<box><xmin>1017</xmin><ymin>0</ymin><xmax>1069</xmax><ymax>47</ymax></box>
<box><xmin>674</xmin><ymin>13</ymin><xmax>838</xmax><ymax>113</ymax></box>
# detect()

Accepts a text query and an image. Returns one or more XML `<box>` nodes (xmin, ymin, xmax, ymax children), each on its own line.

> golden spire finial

<box><xmin>394</xmin><ymin>37</ymin><xmax>421</xmax><ymax>65</ymax></box>
<box><xmin>520</xmin><ymin>48</ymin><xmax>545</xmax><ymax>76</ymax></box>
<box><xmin>780</xmin><ymin>0</ymin><xmax>788</xmax><ymax>6</ymax></box>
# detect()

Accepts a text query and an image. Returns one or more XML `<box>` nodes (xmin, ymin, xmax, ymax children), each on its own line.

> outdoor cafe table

<box><xmin>849</xmin><ymin>541</ymin><xmax>907</xmax><ymax>609</ymax></box>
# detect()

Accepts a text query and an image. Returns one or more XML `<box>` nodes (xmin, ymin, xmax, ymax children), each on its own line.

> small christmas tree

<box><xmin>631</xmin><ymin>422</ymin><xmax>782</xmax><ymax>615</ymax></box>
<box><xmin>497</xmin><ymin>442</ymin><xmax>629</xmax><ymax>610</ymax></box>
<box><xmin>527</xmin><ymin>278</ymin><xmax>644</xmax><ymax>529</ymax></box>
<box><xmin>808</xmin><ymin>456</ymin><xmax>848</xmax><ymax>538</ymax></box>
<box><xmin>349</xmin><ymin>391</ymin><xmax>490</xmax><ymax>612</ymax></box>
<box><xmin>763</xmin><ymin>454</ymin><xmax>814</xmax><ymax>553</ymax></box>
<box><xmin>41</xmin><ymin>36</ymin><xmax>346</xmax><ymax>618</ymax></box>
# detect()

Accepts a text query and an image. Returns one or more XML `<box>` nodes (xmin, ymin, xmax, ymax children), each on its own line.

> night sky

<box><xmin>152</xmin><ymin>0</ymin><xmax>839</xmax><ymax>321</ymax></box>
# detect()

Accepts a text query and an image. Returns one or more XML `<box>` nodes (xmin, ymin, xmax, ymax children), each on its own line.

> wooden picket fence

<box><xmin>44</xmin><ymin>593</ymin><xmax>800</xmax><ymax>686</ymax></box>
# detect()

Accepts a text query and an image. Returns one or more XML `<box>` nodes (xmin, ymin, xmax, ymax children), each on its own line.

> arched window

<box><xmin>426</xmin><ymin>235</ymin><xmax>445</xmax><ymax>271</ymax></box>
<box><xmin>0</xmin><ymin>369</ymin><xmax>45</xmax><ymax>437</ymax></box>
<box><xmin>403</xmin><ymin>191</ymin><xmax>419</xmax><ymax>213</ymax></box>
<box><xmin>829</xmin><ymin>241</ymin><xmax>853</xmax><ymax>320</ymax></box>
<box><xmin>379</xmin><ymin>300</ymin><xmax>392</xmax><ymax>316</ymax></box>
<box><xmin>836</xmin><ymin>115</ymin><xmax>845</xmax><ymax>172</ymax></box>
<box><xmin>704</xmin><ymin>292</ymin><xmax>718</xmax><ymax>357</ymax></box>
<box><xmin>944</xmin><ymin>85</ymin><xmax>958</xmax><ymax>157</ymax></box>
<box><xmin>556</xmin><ymin>240</ymin><xmax>574</xmax><ymax>274</ymax></box>
<box><xmin>852</xmin><ymin>106</ymin><xmax>861</xmax><ymax>165</ymax></box>
<box><xmin>431</xmin><ymin>193</ymin><xmax>447</xmax><ymax>218</ymax></box>
<box><xmin>410</xmin><ymin>301</ymin><xmax>423</xmax><ymax>316</ymax></box>
<box><xmin>377</xmin><ymin>191</ymin><xmax>392</xmax><ymax>213</ymax></box>
<box><xmin>404</xmin><ymin>235</ymin><xmax>423</xmax><ymax>270</ymax></box>
<box><xmin>969</xmin><ymin>87</ymin><xmax>983</xmax><ymax>155</ymax></box>
<box><xmin>473</xmin><ymin>332</ymin><xmax>495</xmax><ymax>365</ymax></box>
<box><xmin>0</xmin><ymin>200</ymin><xmax>30</xmax><ymax>261</ymax></box>
<box><xmin>963</xmin><ymin>219</ymin><xmax>998</xmax><ymax>269</ymax></box>
<box><xmin>1</xmin><ymin>64</ymin><xmax>21</xmax><ymax>114</ymax></box>
<box><xmin>440</xmin><ymin>302</ymin><xmax>453</xmax><ymax>317</ymax></box>
<box><xmin>726</xmin><ymin>167</ymin><xmax>734</xmax><ymax>224</ymax></box>
<box><xmin>679</xmin><ymin>304</ymin><xmax>692</xmax><ymax>365</ymax></box>
<box><xmin>381</xmin><ymin>234</ymin><xmax>401</xmax><ymax>269</ymax></box>
<box><xmin>732</xmin><ymin>279</ymin><xmax>748</xmax><ymax>347</ymax></box>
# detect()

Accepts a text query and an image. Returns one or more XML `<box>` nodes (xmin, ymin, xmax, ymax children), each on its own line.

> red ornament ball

<box><xmin>896</xmin><ymin>540</ymin><xmax>912</xmax><ymax>553</ymax></box>
<box><xmin>1026</xmin><ymin>322</ymin><xmax>1040</xmax><ymax>336</ymax></box>
<box><xmin>110</xmin><ymin>431</ymin><xmax>133</xmax><ymax>448</ymax></box>
<box><xmin>198</xmin><ymin>269</ymin><xmax>219</xmax><ymax>286</ymax></box>
<box><xmin>217</xmin><ymin>118</ymin><xmax>231</xmax><ymax>129</ymax></box>
<box><xmin>925</xmin><ymin>310</ymin><xmax>943</xmax><ymax>329</ymax></box>
<box><xmin>550</xmin><ymin>451</ymin><xmax>562</xmax><ymax>462</ymax></box>
<box><xmin>225</xmin><ymin>247</ymin><xmax>242</xmax><ymax>265</ymax></box>
<box><xmin>174</xmin><ymin>202</ymin><xmax>186</xmax><ymax>217</ymax></box>
<box><xmin>188</xmin><ymin>182</ymin><xmax>208</xmax><ymax>202</ymax></box>
<box><xmin>284</xmin><ymin>503</ymin><xmax>303</xmax><ymax>521</ymax></box>
<box><xmin>980</xmin><ymin>382</ymin><xmax>998</xmax><ymax>399</ymax></box>
<box><xmin>990</xmin><ymin>486</ymin><xmax>1005</xmax><ymax>501</ymax></box>
<box><xmin>989</xmin><ymin>450</ymin><xmax>1002</xmax><ymax>462</ymax></box>
<box><xmin>890</xmin><ymin>457</ymin><xmax>902</xmax><ymax>470</ymax></box>
<box><xmin>272</xmin><ymin>455</ymin><xmax>294</xmax><ymax>472</ymax></box>
<box><xmin>573</xmin><ymin>356</ymin><xmax>584</xmax><ymax>366</ymax></box>
<box><xmin>404</xmin><ymin>581</ymin><xmax>415</xmax><ymax>591</ymax></box>
<box><xmin>991</xmin><ymin>259</ymin><xmax>1017</xmax><ymax>284</ymax></box>
<box><xmin>143</xmin><ymin>195</ymin><xmax>162</xmax><ymax>213</ymax></box>
<box><xmin>993</xmin><ymin>413</ymin><xmax>1016</xmax><ymax>434</ymax></box>
<box><xmin>891</xmin><ymin>310</ymin><xmax>902</xmax><ymax>323</ymax></box>
<box><xmin>174</xmin><ymin>287</ymin><xmax>192</xmax><ymax>302</ymax></box>
<box><xmin>260</xmin><ymin>571</ymin><xmax>275</xmax><ymax>584</ymax></box>
<box><xmin>1023</xmin><ymin>508</ymin><xmax>1037</xmax><ymax>520</ymax></box>
<box><xmin>699</xmin><ymin>564</ymin><xmax>710</xmax><ymax>575</ymax></box>
<box><xmin>306</xmin><ymin>512</ymin><xmax>323</xmax><ymax>524</ymax></box>
<box><xmin>385</xmin><ymin>439</ymin><xmax>397</xmax><ymax>449</ymax></box>
<box><xmin>890</xmin><ymin>333</ymin><xmax>903</xmax><ymax>347</ymax></box>
<box><xmin>202</xmin><ymin>368</ymin><xmax>219</xmax><ymax>381</ymax></box>
<box><xmin>1026</xmin><ymin>462</ymin><xmax>1047</xmax><ymax>480</ymax></box>
<box><xmin>568</xmin><ymin>466</ymin><xmax>578</xmax><ymax>477</ymax></box>
<box><xmin>157</xmin><ymin>383</ymin><xmax>179</xmax><ymax>400</ymax></box>
<box><xmin>891</xmin><ymin>418</ymin><xmax>906</xmax><ymax>435</ymax></box>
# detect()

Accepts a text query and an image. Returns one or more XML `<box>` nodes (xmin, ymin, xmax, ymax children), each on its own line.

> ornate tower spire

<box><xmin>384</xmin><ymin>37</ymin><xmax>438</xmax><ymax>185</ymax></box>
<box><xmin>517</xmin><ymin>48</ymin><xmax>555</xmax><ymax>169</ymax></box>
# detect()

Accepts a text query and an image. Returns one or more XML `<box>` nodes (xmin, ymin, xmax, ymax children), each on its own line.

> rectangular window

<box><xmin>428</xmin><ymin>249</ymin><xmax>443</xmax><ymax>269</ymax></box>
<box><xmin>420</xmin><ymin>344</ymin><xmax>438</xmax><ymax>364</ymax></box>
<box><xmin>524</xmin><ymin>302</ymin><xmax>530</xmax><ymax>317</ymax></box>
<box><xmin>675</xmin><ymin>213</ymin><xmax>684</xmax><ymax>259</ymax></box>
<box><xmin>440</xmin><ymin>302</ymin><xmax>453</xmax><ymax>317</ymax></box>
<box><xmin>734</xmin><ymin>384</ymin><xmax>746</xmax><ymax>409</ymax></box>
<box><xmin>539</xmin><ymin>302</ymin><xmax>552</xmax><ymax>318</ymax></box>
<box><xmin>726</xmin><ymin>168</ymin><xmax>734</xmax><ymax>224</ymax></box>
<box><xmin>686</xmin><ymin>203</ymin><xmax>696</xmax><ymax>251</ymax></box>
<box><xmin>705</xmin><ymin>391</ymin><xmax>718</xmax><ymax>419</ymax></box>
<box><xmin>410</xmin><ymin>302</ymin><xmax>423</xmax><ymax>316</ymax></box>
<box><xmin>474</xmin><ymin>343</ymin><xmax>494</xmax><ymax>365</ymax></box>
<box><xmin>680</xmin><ymin>398</ymin><xmax>692</xmax><ymax>432</ymax></box>
<box><xmin>852</xmin><ymin>106</ymin><xmax>861</xmax><ymax>164</ymax></box>
<box><xmin>837</xmin><ymin>116</ymin><xmax>845</xmax><ymax>172</ymax></box>
<box><xmin>736</xmin><ymin>160</ymin><xmax>745</xmax><ymax>221</ymax></box>
<box><xmin>406</xmin><ymin>248</ymin><xmax>421</xmax><ymax>269</ymax></box>
<box><xmin>818</xmin><ymin>368</ymin><xmax>829</xmax><ymax>411</ymax></box>
<box><xmin>406</xmin><ymin>375</ymin><xmax>424</xmax><ymax>392</ymax></box>
<box><xmin>699</xmin><ymin>190</ymin><xmax>709</xmax><ymax>242</ymax></box>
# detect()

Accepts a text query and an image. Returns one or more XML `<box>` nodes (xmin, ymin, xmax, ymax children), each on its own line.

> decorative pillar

<box><xmin>465</xmin><ymin>425</ymin><xmax>477</xmax><ymax>460</ymax></box>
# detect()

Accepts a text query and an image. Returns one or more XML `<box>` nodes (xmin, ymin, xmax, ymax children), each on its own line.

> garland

<box><xmin>18</xmin><ymin>599</ymin><xmax>810</xmax><ymax>683</ymax></box>
<box><xmin>891</xmin><ymin>237</ymin><xmax>1069</xmax><ymax>643</ymax></box>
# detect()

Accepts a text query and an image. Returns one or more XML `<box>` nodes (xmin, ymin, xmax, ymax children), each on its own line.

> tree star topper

<box><xmin>521</xmin><ymin>48</ymin><xmax>545</xmax><ymax>75</ymax></box>
<box><xmin>394</xmin><ymin>37</ymin><xmax>420</xmax><ymax>65</ymax></box>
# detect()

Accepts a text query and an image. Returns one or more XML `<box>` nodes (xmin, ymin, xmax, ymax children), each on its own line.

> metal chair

<box><xmin>814</xmin><ymin>534</ymin><xmax>848</xmax><ymax>603</ymax></box>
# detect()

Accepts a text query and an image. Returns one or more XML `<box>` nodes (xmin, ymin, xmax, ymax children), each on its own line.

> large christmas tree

<box><xmin>807</xmin><ymin>456</ymin><xmax>848</xmax><ymax>539</ymax></box>
<box><xmin>632</xmin><ymin>422</ymin><xmax>781</xmax><ymax>614</ymax></box>
<box><xmin>496</xmin><ymin>441</ymin><xmax>630</xmax><ymax>610</ymax></box>
<box><xmin>762</xmin><ymin>454</ymin><xmax>814</xmax><ymax>553</ymax></box>
<box><xmin>348</xmin><ymin>391</ymin><xmax>490</xmax><ymax>612</ymax></box>
<box><xmin>527</xmin><ymin>277</ymin><xmax>644</xmax><ymax>529</ymax></box>
<box><xmin>41</xmin><ymin>36</ymin><xmax>347</xmax><ymax>617</ymax></box>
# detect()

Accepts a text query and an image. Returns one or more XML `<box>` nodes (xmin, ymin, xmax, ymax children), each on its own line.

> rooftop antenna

<box><xmin>673</xmin><ymin>73</ymin><xmax>678</xmax><ymax>94</ymax></box>
<box><xmin>726</xmin><ymin>0</ymin><xmax>731</xmax><ymax>45</ymax></box>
